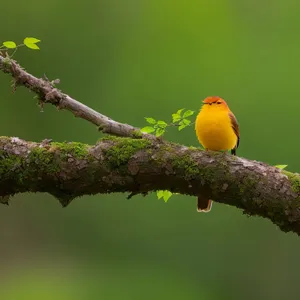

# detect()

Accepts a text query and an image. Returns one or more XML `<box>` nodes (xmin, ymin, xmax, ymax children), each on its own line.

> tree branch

<box><xmin>0</xmin><ymin>136</ymin><xmax>300</xmax><ymax>235</ymax></box>
<box><xmin>0</xmin><ymin>54</ymin><xmax>153</xmax><ymax>139</ymax></box>
<box><xmin>1</xmin><ymin>53</ymin><xmax>300</xmax><ymax>236</ymax></box>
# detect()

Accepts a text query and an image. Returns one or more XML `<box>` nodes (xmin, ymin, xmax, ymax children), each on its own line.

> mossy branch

<box><xmin>1</xmin><ymin>136</ymin><xmax>300</xmax><ymax>236</ymax></box>
<box><xmin>1</xmin><ymin>53</ymin><xmax>300</xmax><ymax>236</ymax></box>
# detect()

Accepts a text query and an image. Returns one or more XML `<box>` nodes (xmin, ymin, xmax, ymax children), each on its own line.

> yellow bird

<box><xmin>195</xmin><ymin>96</ymin><xmax>240</xmax><ymax>212</ymax></box>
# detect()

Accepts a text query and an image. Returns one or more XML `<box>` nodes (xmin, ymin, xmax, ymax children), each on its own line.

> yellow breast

<box><xmin>195</xmin><ymin>108</ymin><xmax>237</xmax><ymax>151</ymax></box>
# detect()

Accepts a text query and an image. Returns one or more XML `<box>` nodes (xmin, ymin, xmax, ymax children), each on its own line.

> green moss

<box><xmin>0</xmin><ymin>141</ymin><xmax>92</xmax><ymax>187</ymax></box>
<box><xmin>188</xmin><ymin>146</ymin><xmax>201</xmax><ymax>151</ymax></box>
<box><xmin>282</xmin><ymin>170</ymin><xmax>300</xmax><ymax>194</ymax></box>
<box><xmin>172</xmin><ymin>149</ymin><xmax>258</xmax><ymax>197</ymax></box>
<box><xmin>51</xmin><ymin>141</ymin><xmax>89</xmax><ymax>160</ymax></box>
<box><xmin>28</xmin><ymin>147</ymin><xmax>60</xmax><ymax>174</ymax></box>
<box><xmin>103</xmin><ymin>137</ymin><xmax>151</xmax><ymax>168</ymax></box>
<box><xmin>146</xmin><ymin>148</ymin><xmax>153</xmax><ymax>155</ymax></box>
<box><xmin>172</xmin><ymin>154</ymin><xmax>201</xmax><ymax>179</ymax></box>
<box><xmin>132</xmin><ymin>130</ymin><xmax>143</xmax><ymax>139</ymax></box>
<box><xmin>172</xmin><ymin>150</ymin><xmax>233</xmax><ymax>182</ymax></box>
<box><xmin>100</xmin><ymin>135</ymin><xmax>122</xmax><ymax>141</ymax></box>
<box><xmin>0</xmin><ymin>150</ymin><xmax>22</xmax><ymax>180</ymax></box>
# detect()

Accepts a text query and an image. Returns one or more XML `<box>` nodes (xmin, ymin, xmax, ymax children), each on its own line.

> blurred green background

<box><xmin>1</xmin><ymin>0</ymin><xmax>300</xmax><ymax>299</ymax></box>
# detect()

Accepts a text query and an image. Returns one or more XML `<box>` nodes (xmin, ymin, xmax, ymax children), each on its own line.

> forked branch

<box><xmin>1</xmin><ymin>53</ymin><xmax>300</xmax><ymax>236</ymax></box>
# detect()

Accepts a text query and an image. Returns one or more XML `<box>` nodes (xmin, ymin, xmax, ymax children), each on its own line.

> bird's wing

<box><xmin>229</xmin><ymin>112</ymin><xmax>240</xmax><ymax>154</ymax></box>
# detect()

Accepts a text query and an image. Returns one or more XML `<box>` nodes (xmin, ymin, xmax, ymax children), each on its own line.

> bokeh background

<box><xmin>0</xmin><ymin>0</ymin><xmax>300</xmax><ymax>299</ymax></box>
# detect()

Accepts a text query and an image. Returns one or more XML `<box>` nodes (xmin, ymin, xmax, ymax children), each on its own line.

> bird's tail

<box><xmin>197</xmin><ymin>195</ymin><xmax>213</xmax><ymax>212</ymax></box>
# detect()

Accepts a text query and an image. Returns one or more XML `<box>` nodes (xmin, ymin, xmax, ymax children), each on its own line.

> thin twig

<box><xmin>0</xmin><ymin>54</ymin><xmax>155</xmax><ymax>140</ymax></box>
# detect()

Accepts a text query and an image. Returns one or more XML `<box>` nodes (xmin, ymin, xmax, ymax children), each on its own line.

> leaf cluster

<box><xmin>1</xmin><ymin>37</ymin><xmax>41</xmax><ymax>57</ymax></box>
<box><xmin>141</xmin><ymin>108</ymin><xmax>196</xmax><ymax>202</ymax></box>
<box><xmin>141</xmin><ymin>108</ymin><xmax>195</xmax><ymax>137</ymax></box>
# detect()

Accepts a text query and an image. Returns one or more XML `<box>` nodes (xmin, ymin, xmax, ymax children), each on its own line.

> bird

<box><xmin>195</xmin><ymin>96</ymin><xmax>240</xmax><ymax>212</ymax></box>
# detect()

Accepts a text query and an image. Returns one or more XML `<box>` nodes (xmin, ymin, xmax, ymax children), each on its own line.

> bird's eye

<box><xmin>217</xmin><ymin>102</ymin><xmax>222</xmax><ymax>104</ymax></box>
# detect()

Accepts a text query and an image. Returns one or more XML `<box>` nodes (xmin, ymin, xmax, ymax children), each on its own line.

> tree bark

<box><xmin>1</xmin><ymin>52</ymin><xmax>300</xmax><ymax>236</ymax></box>
<box><xmin>1</xmin><ymin>136</ymin><xmax>300</xmax><ymax>235</ymax></box>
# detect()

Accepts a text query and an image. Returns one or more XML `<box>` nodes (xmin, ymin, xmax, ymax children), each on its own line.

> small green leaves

<box><xmin>162</xmin><ymin>191</ymin><xmax>172</xmax><ymax>202</ymax></box>
<box><xmin>178</xmin><ymin>118</ymin><xmax>191</xmax><ymax>131</ymax></box>
<box><xmin>145</xmin><ymin>117</ymin><xmax>156</xmax><ymax>124</ymax></box>
<box><xmin>172</xmin><ymin>114</ymin><xmax>181</xmax><ymax>123</ymax></box>
<box><xmin>178</xmin><ymin>125</ymin><xmax>185</xmax><ymax>131</ymax></box>
<box><xmin>155</xmin><ymin>127</ymin><xmax>165</xmax><ymax>137</ymax></box>
<box><xmin>275</xmin><ymin>165</ymin><xmax>288</xmax><ymax>170</ymax></box>
<box><xmin>183</xmin><ymin>110</ymin><xmax>194</xmax><ymax>118</ymax></box>
<box><xmin>141</xmin><ymin>117</ymin><xmax>168</xmax><ymax>137</ymax></box>
<box><xmin>171</xmin><ymin>108</ymin><xmax>195</xmax><ymax>131</ymax></box>
<box><xmin>24</xmin><ymin>37</ymin><xmax>40</xmax><ymax>44</ymax></box>
<box><xmin>142</xmin><ymin>108</ymin><xmax>195</xmax><ymax>137</ymax></box>
<box><xmin>182</xmin><ymin>119</ymin><xmax>191</xmax><ymax>125</ymax></box>
<box><xmin>155</xmin><ymin>120</ymin><xmax>168</xmax><ymax>137</ymax></box>
<box><xmin>157</xmin><ymin>190</ymin><xmax>173</xmax><ymax>202</ymax></box>
<box><xmin>141</xmin><ymin>126</ymin><xmax>155</xmax><ymax>133</ymax></box>
<box><xmin>176</xmin><ymin>108</ymin><xmax>184</xmax><ymax>115</ymax></box>
<box><xmin>172</xmin><ymin>108</ymin><xmax>184</xmax><ymax>123</ymax></box>
<box><xmin>1</xmin><ymin>37</ymin><xmax>41</xmax><ymax>58</ymax></box>
<box><xmin>3</xmin><ymin>41</ymin><xmax>16</xmax><ymax>49</ymax></box>
<box><xmin>157</xmin><ymin>190</ymin><xmax>164</xmax><ymax>199</ymax></box>
<box><xmin>157</xmin><ymin>120</ymin><xmax>167</xmax><ymax>128</ymax></box>
<box><xmin>24</xmin><ymin>37</ymin><xmax>41</xmax><ymax>50</ymax></box>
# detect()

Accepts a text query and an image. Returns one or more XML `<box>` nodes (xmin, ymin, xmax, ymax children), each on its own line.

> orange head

<box><xmin>202</xmin><ymin>96</ymin><xmax>229</xmax><ymax>111</ymax></box>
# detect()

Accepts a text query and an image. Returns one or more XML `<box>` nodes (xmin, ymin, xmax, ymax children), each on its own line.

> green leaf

<box><xmin>177</xmin><ymin>119</ymin><xmax>190</xmax><ymax>131</ymax></box>
<box><xmin>24</xmin><ymin>37</ymin><xmax>41</xmax><ymax>44</ymax></box>
<box><xmin>24</xmin><ymin>37</ymin><xmax>41</xmax><ymax>50</ymax></box>
<box><xmin>156</xmin><ymin>127</ymin><xmax>165</xmax><ymax>137</ymax></box>
<box><xmin>275</xmin><ymin>165</ymin><xmax>288</xmax><ymax>170</ymax></box>
<box><xmin>163</xmin><ymin>190</ymin><xmax>172</xmax><ymax>202</ymax></box>
<box><xmin>3</xmin><ymin>41</ymin><xmax>16</xmax><ymax>49</ymax></box>
<box><xmin>157</xmin><ymin>120</ymin><xmax>168</xmax><ymax>128</ymax></box>
<box><xmin>157</xmin><ymin>190</ymin><xmax>172</xmax><ymax>202</ymax></box>
<box><xmin>24</xmin><ymin>43</ymin><xmax>40</xmax><ymax>50</ymax></box>
<box><xmin>141</xmin><ymin>126</ymin><xmax>155</xmax><ymax>133</ymax></box>
<box><xmin>145</xmin><ymin>117</ymin><xmax>156</xmax><ymax>124</ymax></box>
<box><xmin>172</xmin><ymin>113</ymin><xmax>181</xmax><ymax>123</ymax></box>
<box><xmin>183</xmin><ymin>110</ymin><xmax>194</xmax><ymax>118</ymax></box>
<box><xmin>176</xmin><ymin>108</ymin><xmax>184</xmax><ymax>115</ymax></box>
<box><xmin>182</xmin><ymin>119</ymin><xmax>191</xmax><ymax>125</ymax></box>
<box><xmin>172</xmin><ymin>108</ymin><xmax>185</xmax><ymax>123</ymax></box>
<box><xmin>157</xmin><ymin>190</ymin><xmax>164</xmax><ymax>199</ymax></box>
